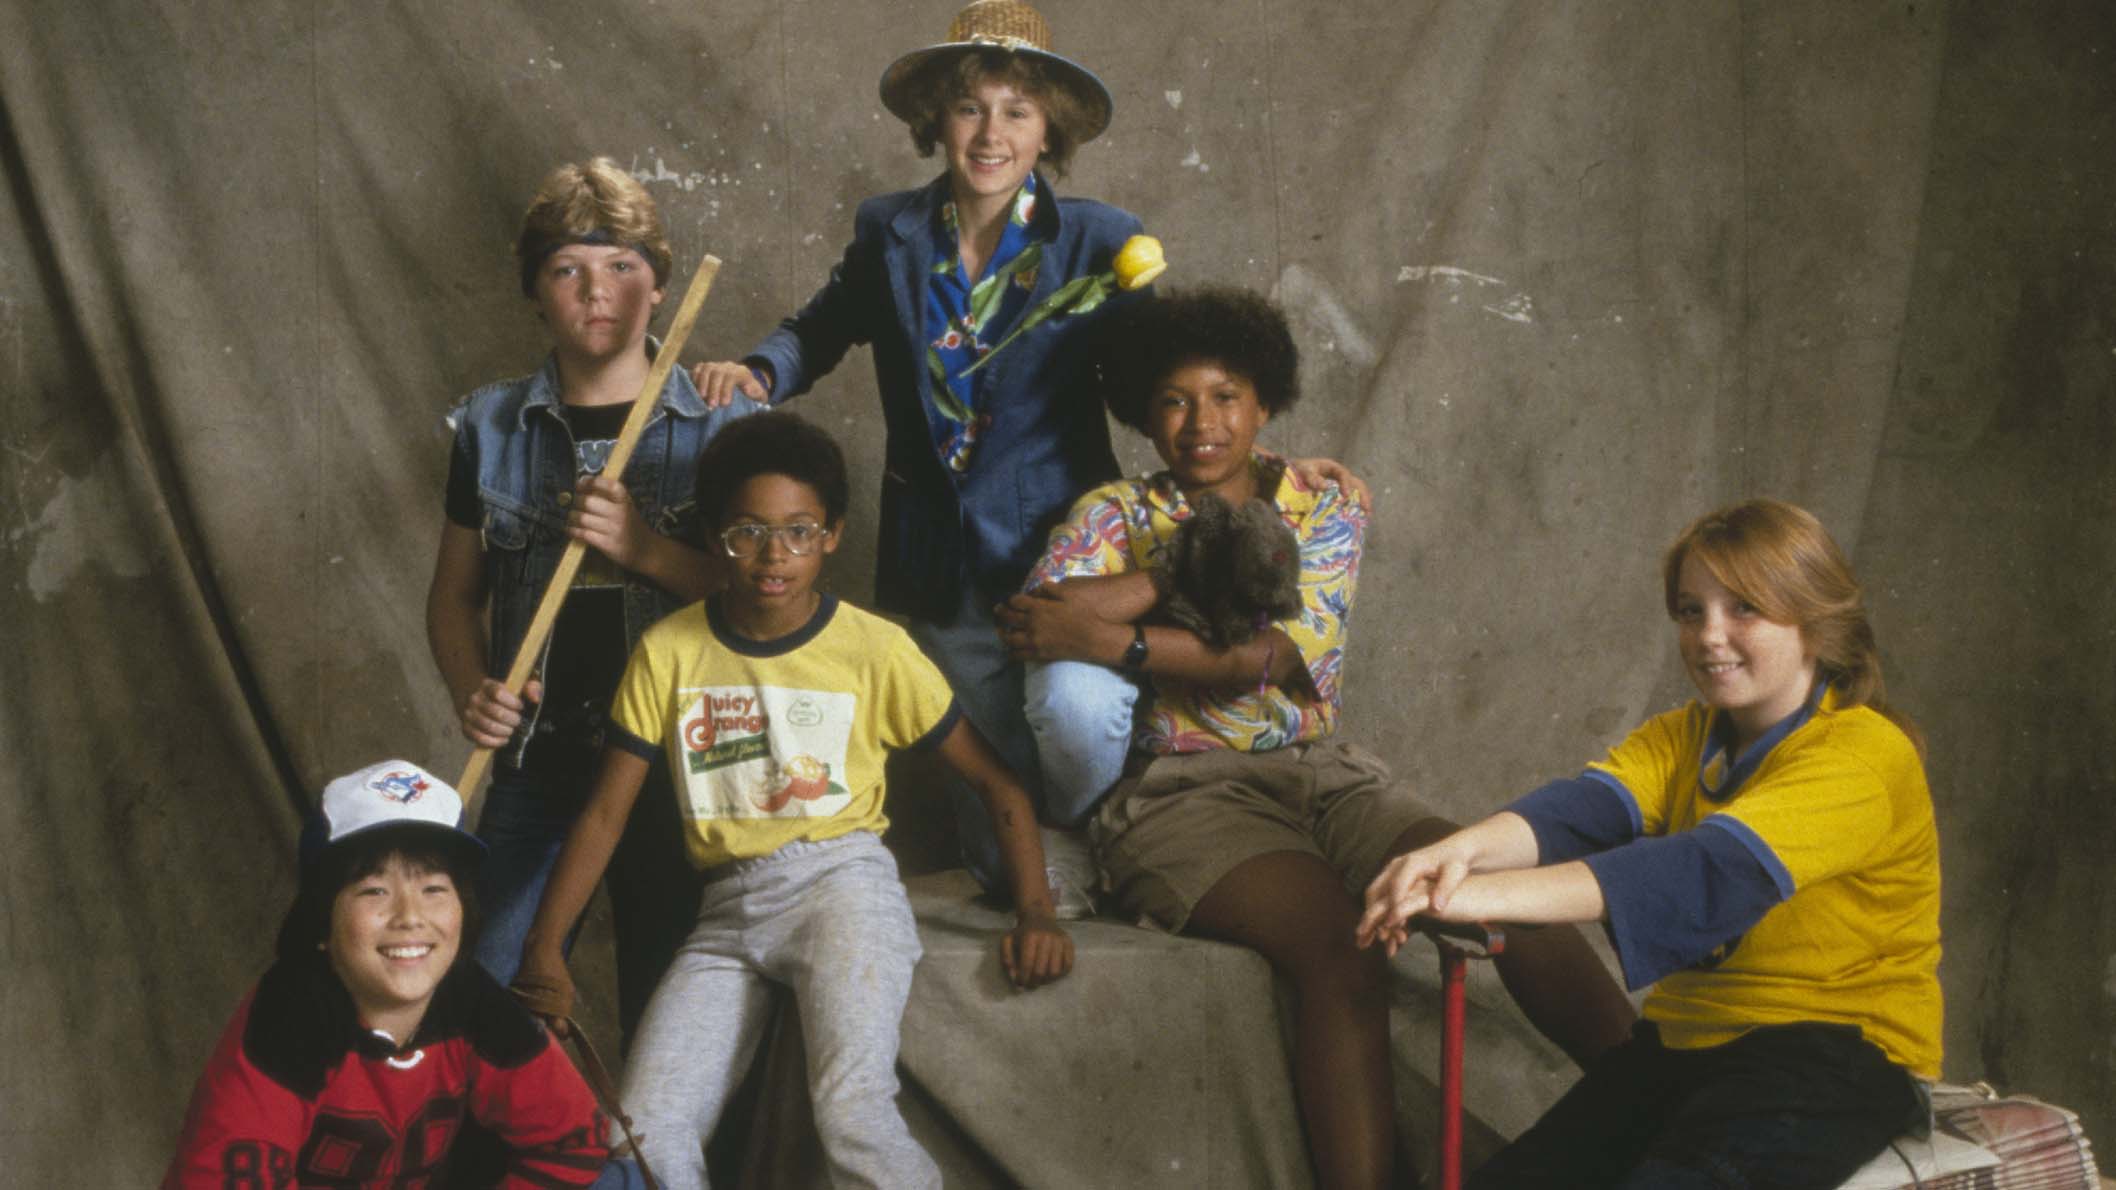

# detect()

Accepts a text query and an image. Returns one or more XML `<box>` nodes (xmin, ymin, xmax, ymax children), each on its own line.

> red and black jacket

<box><xmin>164</xmin><ymin>954</ymin><xmax>609</xmax><ymax>1188</ymax></box>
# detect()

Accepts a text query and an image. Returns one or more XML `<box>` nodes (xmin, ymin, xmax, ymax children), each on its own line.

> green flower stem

<box><xmin>956</xmin><ymin>272</ymin><xmax>1117</xmax><ymax>379</ymax></box>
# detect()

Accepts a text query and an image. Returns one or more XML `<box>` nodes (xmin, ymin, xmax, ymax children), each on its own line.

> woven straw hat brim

<box><xmin>878</xmin><ymin>41</ymin><xmax>1114</xmax><ymax>144</ymax></box>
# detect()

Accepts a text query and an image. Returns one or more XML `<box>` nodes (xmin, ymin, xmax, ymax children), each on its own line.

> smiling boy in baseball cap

<box><xmin>164</xmin><ymin>760</ymin><xmax>619</xmax><ymax>1187</ymax></box>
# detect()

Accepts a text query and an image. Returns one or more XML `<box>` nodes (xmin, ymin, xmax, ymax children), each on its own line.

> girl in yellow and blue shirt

<box><xmin>1361</xmin><ymin>498</ymin><xmax>1940</xmax><ymax>1190</ymax></box>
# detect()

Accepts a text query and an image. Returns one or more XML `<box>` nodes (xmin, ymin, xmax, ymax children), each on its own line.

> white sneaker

<box><xmin>1040</xmin><ymin>825</ymin><xmax>1101</xmax><ymax>920</ymax></box>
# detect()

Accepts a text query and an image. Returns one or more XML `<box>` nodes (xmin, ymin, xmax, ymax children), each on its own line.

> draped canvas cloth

<box><xmin>3</xmin><ymin>1</ymin><xmax>2112</xmax><ymax>1182</ymax></box>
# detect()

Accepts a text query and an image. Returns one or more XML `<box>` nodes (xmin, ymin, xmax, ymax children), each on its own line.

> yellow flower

<box><xmin>1112</xmin><ymin>235</ymin><xmax>1168</xmax><ymax>290</ymax></box>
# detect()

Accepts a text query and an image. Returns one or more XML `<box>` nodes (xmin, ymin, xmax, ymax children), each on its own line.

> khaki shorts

<box><xmin>1089</xmin><ymin>737</ymin><xmax>1445</xmax><ymax>932</ymax></box>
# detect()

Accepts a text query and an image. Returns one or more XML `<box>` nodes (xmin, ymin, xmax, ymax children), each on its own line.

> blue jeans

<box><xmin>1024</xmin><ymin>660</ymin><xmax>1138</xmax><ymax>826</ymax></box>
<box><xmin>471</xmin><ymin>761</ymin><xmax>703</xmax><ymax>1046</ymax></box>
<box><xmin>471</xmin><ymin>769</ymin><xmax>581</xmax><ymax>986</ymax></box>
<box><xmin>589</xmin><ymin>1157</ymin><xmax>647</xmax><ymax>1188</ymax></box>
<box><xmin>908</xmin><ymin>594</ymin><xmax>1137</xmax><ymax>887</ymax></box>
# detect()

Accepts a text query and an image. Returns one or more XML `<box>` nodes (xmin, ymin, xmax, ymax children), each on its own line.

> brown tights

<box><xmin>1189</xmin><ymin>847</ymin><xmax>1400</xmax><ymax>1190</ymax></box>
<box><xmin>1185</xmin><ymin>821</ymin><xmax>1636</xmax><ymax>1190</ymax></box>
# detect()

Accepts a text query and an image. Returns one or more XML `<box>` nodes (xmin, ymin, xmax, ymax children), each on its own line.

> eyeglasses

<box><xmin>718</xmin><ymin>522</ymin><xmax>827</xmax><ymax>559</ymax></box>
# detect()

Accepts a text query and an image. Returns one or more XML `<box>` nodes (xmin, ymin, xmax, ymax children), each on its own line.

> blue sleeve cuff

<box><xmin>748</xmin><ymin>336</ymin><xmax>804</xmax><ymax>402</ymax></box>
<box><xmin>1506</xmin><ymin>774</ymin><xmax>1639</xmax><ymax>864</ymax></box>
<box><xmin>1584</xmin><ymin>824</ymin><xmax>1788</xmax><ymax>990</ymax></box>
<box><xmin>610</xmin><ymin>724</ymin><xmax>660</xmax><ymax>762</ymax></box>
<box><xmin>905</xmin><ymin>701</ymin><xmax>963</xmax><ymax>754</ymax></box>
<box><xmin>1702</xmin><ymin>814</ymin><xmax>1796</xmax><ymax>900</ymax></box>
<box><xmin>735</xmin><ymin>357</ymin><xmax>779</xmax><ymax>401</ymax></box>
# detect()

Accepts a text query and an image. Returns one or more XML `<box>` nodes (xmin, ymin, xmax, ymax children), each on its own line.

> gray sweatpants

<box><xmin>619</xmin><ymin>831</ymin><xmax>939</xmax><ymax>1190</ymax></box>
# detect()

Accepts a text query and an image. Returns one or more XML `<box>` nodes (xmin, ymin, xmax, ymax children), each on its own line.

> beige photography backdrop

<box><xmin>2</xmin><ymin>0</ymin><xmax>2112</xmax><ymax>1182</ymax></box>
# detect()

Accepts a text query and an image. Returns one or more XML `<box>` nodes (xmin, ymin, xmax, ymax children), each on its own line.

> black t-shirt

<box><xmin>445</xmin><ymin>401</ymin><xmax>637</xmax><ymax>779</ymax></box>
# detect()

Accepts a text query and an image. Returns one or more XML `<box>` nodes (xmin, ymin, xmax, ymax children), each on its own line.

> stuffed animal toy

<box><xmin>1157</xmin><ymin>493</ymin><xmax>1302</xmax><ymax>649</ymax></box>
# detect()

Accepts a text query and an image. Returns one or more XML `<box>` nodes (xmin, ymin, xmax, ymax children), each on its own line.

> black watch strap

<box><xmin>1120</xmin><ymin>624</ymin><xmax>1149</xmax><ymax>673</ymax></box>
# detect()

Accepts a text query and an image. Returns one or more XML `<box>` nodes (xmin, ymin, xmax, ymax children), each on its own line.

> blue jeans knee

<box><xmin>1024</xmin><ymin>660</ymin><xmax>1138</xmax><ymax>827</ymax></box>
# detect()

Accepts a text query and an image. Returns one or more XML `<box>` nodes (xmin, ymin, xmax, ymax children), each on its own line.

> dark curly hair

<box><xmin>1101</xmin><ymin>287</ymin><xmax>1302</xmax><ymax>434</ymax></box>
<box><xmin>693</xmin><ymin>410</ymin><xmax>851</xmax><ymax>533</ymax></box>
<box><xmin>901</xmin><ymin>49</ymin><xmax>1094</xmax><ymax>177</ymax></box>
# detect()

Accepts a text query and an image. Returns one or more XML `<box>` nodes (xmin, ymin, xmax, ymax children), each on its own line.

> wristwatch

<box><xmin>1120</xmin><ymin>624</ymin><xmax>1150</xmax><ymax>674</ymax></box>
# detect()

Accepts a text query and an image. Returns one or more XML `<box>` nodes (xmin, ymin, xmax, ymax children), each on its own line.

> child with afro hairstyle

<box><xmin>998</xmin><ymin>286</ymin><xmax>1636</xmax><ymax>1190</ymax></box>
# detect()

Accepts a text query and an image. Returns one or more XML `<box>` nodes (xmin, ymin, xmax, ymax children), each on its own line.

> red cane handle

<box><xmin>1439</xmin><ymin>942</ymin><xmax>1468</xmax><ymax>1190</ymax></box>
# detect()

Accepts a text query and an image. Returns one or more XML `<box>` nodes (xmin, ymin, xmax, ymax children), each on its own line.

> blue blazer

<box><xmin>748</xmin><ymin>173</ymin><xmax>1144</xmax><ymax>622</ymax></box>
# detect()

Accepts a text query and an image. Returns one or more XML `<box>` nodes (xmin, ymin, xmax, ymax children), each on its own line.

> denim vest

<box><xmin>445</xmin><ymin>348</ymin><xmax>762</xmax><ymax>764</ymax></box>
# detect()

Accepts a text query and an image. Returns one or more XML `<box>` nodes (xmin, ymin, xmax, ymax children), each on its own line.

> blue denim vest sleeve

<box><xmin>453</xmin><ymin>357</ymin><xmax>763</xmax><ymax>671</ymax></box>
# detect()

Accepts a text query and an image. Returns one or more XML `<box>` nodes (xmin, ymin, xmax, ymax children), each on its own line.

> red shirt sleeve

<box><xmin>469</xmin><ymin>1030</ymin><xmax>611</xmax><ymax>1188</ymax></box>
<box><xmin>162</xmin><ymin>994</ymin><xmax>309</xmax><ymax>1189</ymax></box>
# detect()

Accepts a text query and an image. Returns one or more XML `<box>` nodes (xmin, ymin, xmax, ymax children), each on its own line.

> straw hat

<box><xmin>879</xmin><ymin>1</ymin><xmax>1114</xmax><ymax>143</ymax></box>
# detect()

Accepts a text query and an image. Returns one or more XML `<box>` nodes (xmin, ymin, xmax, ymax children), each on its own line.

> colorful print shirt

<box><xmin>1027</xmin><ymin>458</ymin><xmax>1367</xmax><ymax>754</ymax></box>
<box><xmin>925</xmin><ymin>175</ymin><xmax>1046</xmax><ymax>472</ymax></box>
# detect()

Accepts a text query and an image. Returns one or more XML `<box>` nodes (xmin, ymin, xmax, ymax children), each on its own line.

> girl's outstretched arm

<box><xmin>1358</xmin><ymin>811</ymin><xmax>1565</xmax><ymax>953</ymax></box>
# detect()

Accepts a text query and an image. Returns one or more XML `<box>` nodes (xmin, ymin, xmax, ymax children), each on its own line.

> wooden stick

<box><xmin>456</xmin><ymin>255</ymin><xmax>724</xmax><ymax>798</ymax></box>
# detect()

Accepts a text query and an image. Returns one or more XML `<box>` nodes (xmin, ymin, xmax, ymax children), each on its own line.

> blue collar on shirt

<box><xmin>706</xmin><ymin>593</ymin><xmax>840</xmax><ymax>657</ymax></box>
<box><xmin>1697</xmin><ymin>679</ymin><xmax>1830</xmax><ymax>802</ymax></box>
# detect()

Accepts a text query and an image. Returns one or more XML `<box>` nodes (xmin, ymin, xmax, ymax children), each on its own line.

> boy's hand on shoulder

<box><xmin>1001</xmin><ymin>911</ymin><xmax>1075</xmax><ymax>990</ymax></box>
<box><xmin>690</xmin><ymin>360</ymin><xmax>770</xmax><ymax>408</ymax></box>
<box><xmin>568</xmin><ymin>475</ymin><xmax>654</xmax><ymax>569</ymax></box>
<box><xmin>460</xmin><ymin>677</ymin><xmax>541</xmax><ymax>748</ymax></box>
<box><xmin>1288</xmin><ymin>456</ymin><xmax>1373</xmax><ymax>512</ymax></box>
<box><xmin>511</xmin><ymin>947</ymin><xmax>577</xmax><ymax>1036</ymax></box>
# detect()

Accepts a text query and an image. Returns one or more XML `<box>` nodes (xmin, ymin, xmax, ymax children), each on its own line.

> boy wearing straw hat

<box><xmin>687</xmin><ymin>2</ymin><xmax>1143</xmax><ymax>910</ymax></box>
<box><xmin>426</xmin><ymin>158</ymin><xmax>762</xmax><ymax>1046</ymax></box>
<box><xmin>692</xmin><ymin>2</ymin><xmax>1364</xmax><ymax>914</ymax></box>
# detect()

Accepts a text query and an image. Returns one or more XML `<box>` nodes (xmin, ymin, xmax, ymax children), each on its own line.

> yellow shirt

<box><xmin>1589</xmin><ymin>691</ymin><xmax>1943</xmax><ymax>1077</ymax></box>
<box><xmin>609</xmin><ymin>596</ymin><xmax>958</xmax><ymax>868</ymax></box>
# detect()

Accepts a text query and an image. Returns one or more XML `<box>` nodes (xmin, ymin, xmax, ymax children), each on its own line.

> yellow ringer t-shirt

<box><xmin>608</xmin><ymin>595</ymin><xmax>958</xmax><ymax>869</ymax></box>
<box><xmin>1583</xmin><ymin>689</ymin><xmax>1943</xmax><ymax>1078</ymax></box>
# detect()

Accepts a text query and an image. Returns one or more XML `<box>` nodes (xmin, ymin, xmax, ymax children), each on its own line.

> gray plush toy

<box><xmin>1156</xmin><ymin>493</ymin><xmax>1302</xmax><ymax>649</ymax></box>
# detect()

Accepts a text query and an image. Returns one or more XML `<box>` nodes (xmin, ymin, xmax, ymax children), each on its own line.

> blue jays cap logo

<box><xmin>367</xmin><ymin>769</ymin><xmax>430</xmax><ymax>804</ymax></box>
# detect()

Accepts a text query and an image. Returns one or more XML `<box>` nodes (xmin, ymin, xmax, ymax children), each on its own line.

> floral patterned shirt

<box><xmin>1027</xmin><ymin>458</ymin><xmax>1368</xmax><ymax>754</ymax></box>
<box><xmin>925</xmin><ymin>175</ymin><xmax>1045</xmax><ymax>472</ymax></box>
